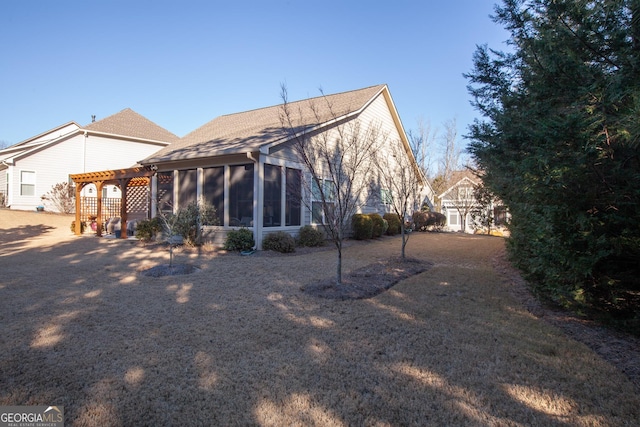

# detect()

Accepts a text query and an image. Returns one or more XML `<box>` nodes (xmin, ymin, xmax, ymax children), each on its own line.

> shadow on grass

<box><xmin>0</xmin><ymin>232</ymin><xmax>638</xmax><ymax>425</ymax></box>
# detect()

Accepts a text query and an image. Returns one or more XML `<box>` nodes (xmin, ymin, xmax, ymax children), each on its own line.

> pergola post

<box><xmin>74</xmin><ymin>183</ymin><xmax>84</xmax><ymax>235</ymax></box>
<box><xmin>119</xmin><ymin>178</ymin><xmax>131</xmax><ymax>239</ymax></box>
<box><xmin>96</xmin><ymin>181</ymin><xmax>105</xmax><ymax>237</ymax></box>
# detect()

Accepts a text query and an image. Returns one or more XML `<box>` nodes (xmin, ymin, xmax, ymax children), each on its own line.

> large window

<box><xmin>311</xmin><ymin>179</ymin><xmax>334</xmax><ymax>225</ymax></box>
<box><xmin>20</xmin><ymin>170</ymin><xmax>35</xmax><ymax>196</ymax></box>
<box><xmin>263</xmin><ymin>164</ymin><xmax>281</xmax><ymax>227</ymax></box>
<box><xmin>286</xmin><ymin>168</ymin><xmax>301</xmax><ymax>226</ymax></box>
<box><xmin>203</xmin><ymin>167</ymin><xmax>224</xmax><ymax>223</ymax></box>
<box><xmin>381</xmin><ymin>188</ymin><xmax>393</xmax><ymax>205</ymax></box>
<box><xmin>229</xmin><ymin>164</ymin><xmax>254</xmax><ymax>226</ymax></box>
<box><xmin>178</xmin><ymin>169</ymin><xmax>197</xmax><ymax>209</ymax></box>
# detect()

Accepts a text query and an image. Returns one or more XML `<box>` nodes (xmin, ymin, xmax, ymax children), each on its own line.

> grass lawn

<box><xmin>1</xmin><ymin>210</ymin><xmax>638</xmax><ymax>426</ymax></box>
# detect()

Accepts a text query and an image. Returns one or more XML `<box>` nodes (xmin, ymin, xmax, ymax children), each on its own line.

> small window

<box><xmin>20</xmin><ymin>170</ymin><xmax>35</xmax><ymax>196</ymax></box>
<box><xmin>449</xmin><ymin>212</ymin><xmax>459</xmax><ymax>226</ymax></box>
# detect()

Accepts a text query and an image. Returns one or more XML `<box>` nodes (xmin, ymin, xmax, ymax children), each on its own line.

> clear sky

<box><xmin>1</xmin><ymin>1</ymin><xmax>508</xmax><ymax>153</ymax></box>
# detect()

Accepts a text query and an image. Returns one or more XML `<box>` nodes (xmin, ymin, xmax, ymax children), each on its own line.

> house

<box><xmin>0</xmin><ymin>108</ymin><xmax>178</xmax><ymax>211</ymax></box>
<box><xmin>138</xmin><ymin>84</ymin><xmax>428</xmax><ymax>248</ymax></box>
<box><xmin>438</xmin><ymin>170</ymin><xmax>478</xmax><ymax>233</ymax></box>
<box><xmin>438</xmin><ymin>170</ymin><xmax>509</xmax><ymax>233</ymax></box>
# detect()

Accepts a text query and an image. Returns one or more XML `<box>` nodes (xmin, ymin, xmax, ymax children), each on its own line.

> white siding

<box><xmin>7</xmin><ymin>133</ymin><xmax>166</xmax><ymax>211</ymax></box>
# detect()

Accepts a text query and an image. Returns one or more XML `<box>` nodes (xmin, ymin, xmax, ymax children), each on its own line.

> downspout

<box><xmin>247</xmin><ymin>151</ymin><xmax>262</xmax><ymax>250</ymax></box>
<box><xmin>83</xmin><ymin>131</ymin><xmax>88</xmax><ymax>173</ymax></box>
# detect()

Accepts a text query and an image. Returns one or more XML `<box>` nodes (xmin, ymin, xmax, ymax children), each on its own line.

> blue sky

<box><xmin>1</xmin><ymin>1</ymin><xmax>508</xmax><ymax>155</ymax></box>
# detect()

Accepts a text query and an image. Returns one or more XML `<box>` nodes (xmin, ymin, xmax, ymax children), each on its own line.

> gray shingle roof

<box><xmin>142</xmin><ymin>84</ymin><xmax>386</xmax><ymax>164</ymax></box>
<box><xmin>84</xmin><ymin>108</ymin><xmax>179</xmax><ymax>143</ymax></box>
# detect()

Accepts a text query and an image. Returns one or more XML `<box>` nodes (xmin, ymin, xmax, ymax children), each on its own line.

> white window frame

<box><xmin>20</xmin><ymin>170</ymin><xmax>36</xmax><ymax>196</ymax></box>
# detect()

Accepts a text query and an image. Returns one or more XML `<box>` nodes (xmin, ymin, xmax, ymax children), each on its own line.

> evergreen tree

<box><xmin>466</xmin><ymin>0</ymin><xmax>640</xmax><ymax>331</ymax></box>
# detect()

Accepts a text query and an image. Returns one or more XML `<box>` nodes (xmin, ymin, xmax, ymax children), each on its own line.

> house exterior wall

<box><xmin>0</xmin><ymin>169</ymin><xmax>7</xmax><ymax>206</ymax></box>
<box><xmin>6</xmin><ymin>132</ymin><xmax>166</xmax><ymax>211</ymax></box>
<box><xmin>149</xmin><ymin>90</ymin><xmax>425</xmax><ymax>249</ymax></box>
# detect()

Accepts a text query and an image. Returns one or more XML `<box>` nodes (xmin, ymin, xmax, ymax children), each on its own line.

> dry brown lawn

<box><xmin>1</xmin><ymin>209</ymin><xmax>639</xmax><ymax>426</ymax></box>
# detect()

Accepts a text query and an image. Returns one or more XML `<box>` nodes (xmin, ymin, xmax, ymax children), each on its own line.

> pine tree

<box><xmin>466</xmin><ymin>0</ymin><xmax>640</xmax><ymax>331</ymax></box>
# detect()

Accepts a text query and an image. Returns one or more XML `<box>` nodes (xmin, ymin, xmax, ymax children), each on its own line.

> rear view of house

<box><xmin>139</xmin><ymin>84</ymin><xmax>429</xmax><ymax>248</ymax></box>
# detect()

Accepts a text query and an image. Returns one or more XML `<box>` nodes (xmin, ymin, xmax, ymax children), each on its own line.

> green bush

<box><xmin>412</xmin><ymin>211</ymin><xmax>447</xmax><ymax>231</ymax></box>
<box><xmin>368</xmin><ymin>213</ymin><xmax>385</xmax><ymax>238</ymax></box>
<box><xmin>384</xmin><ymin>213</ymin><xmax>401</xmax><ymax>235</ymax></box>
<box><xmin>135</xmin><ymin>217</ymin><xmax>162</xmax><ymax>242</ymax></box>
<box><xmin>352</xmin><ymin>214</ymin><xmax>373</xmax><ymax>240</ymax></box>
<box><xmin>297</xmin><ymin>225</ymin><xmax>325</xmax><ymax>247</ymax></box>
<box><xmin>224</xmin><ymin>228</ymin><xmax>255</xmax><ymax>251</ymax></box>
<box><xmin>70</xmin><ymin>220</ymin><xmax>86</xmax><ymax>234</ymax></box>
<box><xmin>174</xmin><ymin>201</ymin><xmax>219</xmax><ymax>245</ymax></box>
<box><xmin>262</xmin><ymin>231</ymin><xmax>296</xmax><ymax>253</ymax></box>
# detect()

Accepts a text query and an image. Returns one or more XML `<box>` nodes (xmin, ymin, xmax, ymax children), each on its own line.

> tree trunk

<box><xmin>400</xmin><ymin>222</ymin><xmax>407</xmax><ymax>259</ymax></box>
<box><xmin>336</xmin><ymin>245</ymin><xmax>342</xmax><ymax>286</ymax></box>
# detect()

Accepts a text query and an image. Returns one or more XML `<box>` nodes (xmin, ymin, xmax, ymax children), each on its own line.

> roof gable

<box><xmin>83</xmin><ymin>108</ymin><xmax>179</xmax><ymax>143</ymax></box>
<box><xmin>439</xmin><ymin>171</ymin><xmax>480</xmax><ymax>199</ymax></box>
<box><xmin>142</xmin><ymin>85</ymin><xmax>386</xmax><ymax>164</ymax></box>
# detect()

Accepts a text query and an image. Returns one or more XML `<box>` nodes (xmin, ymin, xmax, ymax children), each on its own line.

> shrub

<box><xmin>262</xmin><ymin>231</ymin><xmax>296</xmax><ymax>253</ymax></box>
<box><xmin>352</xmin><ymin>214</ymin><xmax>373</xmax><ymax>240</ymax></box>
<box><xmin>135</xmin><ymin>217</ymin><xmax>162</xmax><ymax>242</ymax></box>
<box><xmin>45</xmin><ymin>182</ymin><xmax>75</xmax><ymax>213</ymax></box>
<box><xmin>384</xmin><ymin>213</ymin><xmax>401</xmax><ymax>235</ymax></box>
<box><xmin>297</xmin><ymin>225</ymin><xmax>325</xmax><ymax>247</ymax></box>
<box><xmin>70</xmin><ymin>220</ymin><xmax>86</xmax><ymax>234</ymax></box>
<box><xmin>159</xmin><ymin>201</ymin><xmax>219</xmax><ymax>246</ymax></box>
<box><xmin>412</xmin><ymin>211</ymin><xmax>447</xmax><ymax>231</ymax></box>
<box><xmin>224</xmin><ymin>228</ymin><xmax>255</xmax><ymax>251</ymax></box>
<box><xmin>368</xmin><ymin>213</ymin><xmax>385</xmax><ymax>238</ymax></box>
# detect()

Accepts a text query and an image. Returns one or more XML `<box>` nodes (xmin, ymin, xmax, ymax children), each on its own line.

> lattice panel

<box><xmin>80</xmin><ymin>197</ymin><xmax>122</xmax><ymax>224</ymax></box>
<box><xmin>126</xmin><ymin>185</ymin><xmax>150</xmax><ymax>220</ymax></box>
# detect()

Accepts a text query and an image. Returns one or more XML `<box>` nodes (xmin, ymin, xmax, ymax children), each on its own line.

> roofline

<box><xmin>260</xmin><ymin>85</ymin><xmax>388</xmax><ymax>154</ymax></box>
<box><xmin>8</xmin><ymin>121</ymin><xmax>81</xmax><ymax>149</ymax></box>
<box><xmin>80</xmin><ymin>129</ymin><xmax>172</xmax><ymax>146</ymax></box>
<box><xmin>438</xmin><ymin>176</ymin><xmax>479</xmax><ymax>199</ymax></box>
<box><xmin>8</xmin><ymin>128</ymin><xmax>171</xmax><ymax>164</ymax></box>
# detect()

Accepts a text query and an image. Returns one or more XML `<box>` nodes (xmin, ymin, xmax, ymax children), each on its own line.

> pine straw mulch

<box><xmin>492</xmin><ymin>247</ymin><xmax>640</xmax><ymax>392</ymax></box>
<box><xmin>300</xmin><ymin>256</ymin><xmax>432</xmax><ymax>300</ymax></box>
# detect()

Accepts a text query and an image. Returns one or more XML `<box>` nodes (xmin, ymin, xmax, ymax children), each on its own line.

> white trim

<box><xmin>19</xmin><ymin>169</ymin><xmax>36</xmax><ymax>196</ymax></box>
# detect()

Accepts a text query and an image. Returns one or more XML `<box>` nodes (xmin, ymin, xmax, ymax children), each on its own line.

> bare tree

<box><xmin>374</xmin><ymin>138</ymin><xmax>424</xmax><ymax>259</ymax></box>
<box><xmin>408</xmin><ymin>117</ymin><xmax>437</xmax><ymax>179</ymax></box>
<box><xmin>472</xmin><ymin>182</ymin><xmax>500</xmax><ymax>235</ymax></box>
<box><xmin>446</xmin><ymin>178</ymin><xmax>476</xmax><ymax>233</ymax></box>
<box><xmin>439</xmin><ymin>118</ymin><xmax>462</xmax><ymax>184</ymax></box>
<box><xmin>279</xmin><ymin>84</ymin><xmax>380</xmax><ymax>285</ymax></box>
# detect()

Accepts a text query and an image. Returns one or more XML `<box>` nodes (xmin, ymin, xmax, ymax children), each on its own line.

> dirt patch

<box><xmin>302</xmin><ymin>257</ymin><xmax>431</xmax><ymax>300</ymax></box>
<box><xmin>141</xmin><ymin>263</ymin><xmax>199</xmax><ymax>277</ymax></box>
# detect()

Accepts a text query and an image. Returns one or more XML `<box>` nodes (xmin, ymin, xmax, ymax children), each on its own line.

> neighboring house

<box><xmin>139</xmin><ymin>84</ymin><xmax>428</xmax><ymax>248</ymax></box>
<box><xmin>0</xmin><ymin>109</ymin><xmax>178</xmax><ymax>211</ymax></box>
<box><xmin>439</xmin><ymin>170</ymin><xmax>508</xmax><ymax>233</ymax></box>
<box><xmin>439</xmin><ymin>171</ymin><xmax>478</xmax><ymax>233</ymax></box>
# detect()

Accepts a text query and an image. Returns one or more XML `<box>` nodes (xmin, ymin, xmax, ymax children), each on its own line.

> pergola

<box><xmin>70</xmin><ymin>166</ymin><xmax>155</xmax><ymax>238</ymax></box>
